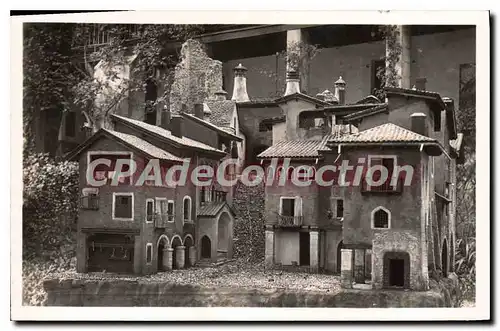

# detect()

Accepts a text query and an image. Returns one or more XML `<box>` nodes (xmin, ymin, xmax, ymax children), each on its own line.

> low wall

<box><xmin>43</xmin><ymin>279</ymin><xmax>450</xmax><ymax>307</ymax></box>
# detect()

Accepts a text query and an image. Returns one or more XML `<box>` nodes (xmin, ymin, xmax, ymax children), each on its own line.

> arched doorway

<box><xmin>201</xmin><ymin>235</ymin><xmax>211</xmax><ymax>259</ymax></box>
<box><xmin>183</xmin><ymin>235</ymin><xmax>194</xmax><ymax>267</ymax></box>
<box><xmin>442</xmin><ymin>238</ymin><xmax>448</xmax><ymax>277</ymax></box>
<box><xmin>171</xmin><ymin>235</ymin><xmax>182</xmax><ymax>269</ymax></box>
<box><xmin>336</xmin><ymin>241</ymin><xmax>344</xmax><ymax>274</ymax></box>
<box><xmin>217</xmin><ymin>212</ymin><xmax>231</xmax><ymax>259</ymax></box>
<box><xmin>157</xmin><ymin>235</ymin><xmax>169</xmax><ymax>272</ymax></box>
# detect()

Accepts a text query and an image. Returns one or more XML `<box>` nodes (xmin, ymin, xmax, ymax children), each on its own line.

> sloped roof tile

<box><xmin>257</xmin><ymin>137</ymin><xmax>330</xmax><ymax>159</ymax></box>
<box><xmin>112</xmin><ymin>114</ymin><xmax>226</xmax><ymax>154</ymax></box>
<box><xmin>328</xmin><ymin>123</ymin><xmax>436</xmax><ymax>144</ymax></box>
<box><xmin>204</xmin><ymin>100</ymin><xmax>236</xmax><ymax>128</ymax></box>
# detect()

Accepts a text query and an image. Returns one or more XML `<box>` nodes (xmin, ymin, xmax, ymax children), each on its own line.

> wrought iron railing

<box><xmin>80</xmin><ymin>195</ymin><xmax>99</xmax><ymax>210</ymax></box>
<box><xmin>361</xmin><ymin>177</ymin><xmax>404</xmax><ymax>194</ymax></box>
<box><xmin>154</xmin><ymin>214</ymin><xmax>175</xmax><ymax>228</ymax></box>
<box><xmin>278</xmin><ymin>214</ymin><xmax>303</xmax><ymax>227</ymax></box>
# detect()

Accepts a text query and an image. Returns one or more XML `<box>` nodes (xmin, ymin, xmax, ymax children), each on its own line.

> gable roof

<box><xmin>65</xmin><ymin>128</ymin><xmax>183</xmax><ymax>163</ymax></box>
<box><xmin>257</xmin><ymin>137</ymin><xmax>330</xmax><ymax>159</ymax></box>
<box><xmin>328</xmin><ymin>123</ymin><xmax>436</xmax><ymax>144</ymax></box>
<box><xmin>197</xmin><ymin>201</ymin><xmax>235</xmax><ymax>217</ymax></box>
<box><xmin>274</xmin><ymin>92</ymin><xmax>331</xmax><ymax>107</ymax></box>
<box><xmin>181</xmin><ymin>112</ymin><xmax>242</xmax><ymax>141</ymax></box>
<box><xmin>342</xmin><ymin>103</ymin><xmax>389</xmax><ymax>121</ymax></box>
<box><xmin>204</xmin><ymin>100</ymin><xmax>236</xmax><ymax>128</ymax></box>
<box><xmin>111</xmin><ymin>114</ymin><xmax>227</xmax><ymax>156</ymax></box>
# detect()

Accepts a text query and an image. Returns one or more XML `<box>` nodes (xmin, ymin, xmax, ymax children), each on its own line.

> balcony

<box><xmin>80</xmin><ymin>195</ymin><xmax>99</xmax><ymax>210</ymax></box>
<box><xmin>277</xmin><ymin>214</ymin><xmax>303</xmax><ymax>227</ymax></box>
<box><xmin>154</xmin><ymin>214</ymin><xmax>175</xmax><ymax>228</ymax></box>
<box><xmin>361</xmin><ymin>178</ymin><xmax>403</xmax><ymax>195</ymax></box>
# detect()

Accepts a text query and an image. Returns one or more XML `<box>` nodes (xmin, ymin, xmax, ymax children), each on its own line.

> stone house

<box><xmin>67</xmin><ymin>107</ymin><xmax>241</xmax><ymax>275</ymax></box>
<box><xmin>256</xmin><ymin>63</ymin><xmax>464</xmax><ymax>290</ymax></box>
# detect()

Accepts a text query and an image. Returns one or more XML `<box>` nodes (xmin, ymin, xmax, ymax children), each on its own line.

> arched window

<box><xmin>371</xmin><ymin>206</ymin><xmax>391</xmax><ymax>229</ymax></box>
<box><xmin>183</xmin><ymin>196</ymin><xmax>192</xmax><ymax>222</ymax></box>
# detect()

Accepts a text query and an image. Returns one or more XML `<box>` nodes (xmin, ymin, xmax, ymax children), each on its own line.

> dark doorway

<box><xmin>389</xmin><ymin>259</ymin><xmax>405</xmax><ymax>286</ymax></box>
<box><xmin>299</xmin><ymin>232</ymin><xmax>310</xmax><ymax>266</ymax></box>
<box><xmin>383</xmin><ymin>251</ymin><xmax>410</xmax><ymax>289</ymax></box>
<box><xmin>442</xmin><ymin>239</ymin><xmax>448</xmax><ymax>277</ymax></box>
<box><xmin>336</xmin><ymin>241</ymin><xmax>344</xmax><ymax>274</ymax></box>
<box><xmin>201</xmin><ymin>235</ymin><xmax>211</xmax><ymax>259</ymax></box>
<box><xmin>157</xmin><ymin>242</ymin><xmax>165</xmax><ymax>271</ymax></box>
<box><xmin>87</xmin><ymin>233</ymin><xmax>135</xmax><ymax>274</ymax></box>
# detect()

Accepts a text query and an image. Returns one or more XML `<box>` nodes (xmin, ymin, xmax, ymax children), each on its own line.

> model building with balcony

<box><xmin>67</xmin><ymin>105</ymin><xmax>241</xmax><ymax>275</ymax></box>
<box><xmin>257</xmin><ymin>69</ymin><xmax>464</xmax><ymax>291</ymax></box>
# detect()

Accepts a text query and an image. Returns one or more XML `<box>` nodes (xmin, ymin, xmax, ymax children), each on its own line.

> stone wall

<box><xmin>170</xmin><ymin>39</ymin><xmax>223</xmax><ymax>114</ymax></box>
<box><xmin>43</xmin><ymin>278</ymin><xmax>450</xmax><ymax>307</ymax></box>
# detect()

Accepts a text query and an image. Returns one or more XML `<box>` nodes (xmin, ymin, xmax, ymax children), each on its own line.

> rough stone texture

<box><xmin>372</xmin><ymin>230</ymin><xmax>428</xmax><ymax>291</ymax></box>
<box><xmin>341</xmin><ymin>249</ymin><xmax>353</xmax><ymax>288</ymax></box>
<box><xmin>175</xmin><ymin>246</ymin><xmax>186</xmax><ymax>269</ymax></box>
<box><xmin>309</xmin><ymin>231</ymin><xmax>319</xmax><ymax>272</ymax></box>
<box><xmin>188</xmin><ymin>246</ymin><xmax>196</xmax><ymax>266</ymax></box>
<box><xmin>265</xmin><ymin>230</ymin><xmax>275</xmax><ymax>268</ymax></box>
<box><xmin>169</xmin><ymin>39</ymin><xmax>223</xmax><ymax>114</ymax></box>
<box><xmin>354</xmin><ymin>249</ymin><xmax>365</xmax><ymax>283</ymax></box>
<box><xmin>163</xmin><ymin>248</ymin><xmax>173</xmax><ymax>271</ymax></box>
<box><xmin>42</xmin><ymin>278</ymin><xmax>450</xmax><ymax>307</ymax></box>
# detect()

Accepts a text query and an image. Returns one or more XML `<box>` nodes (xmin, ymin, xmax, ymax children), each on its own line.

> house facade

<box><xmin>67</xmin><ymin>106</ymin><xmax>241</xmax><ymax>275</ymax></box>
<box><xmin>256</xmin><ymin>64</ymin><xmax>464</xmax><ymax>290</ymax></box>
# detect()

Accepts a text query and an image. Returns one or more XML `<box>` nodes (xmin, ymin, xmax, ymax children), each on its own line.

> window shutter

<box><xmin>295</xmin><ymin>196</ymin><xmax>303</xmax><ymax>217</ymax></box>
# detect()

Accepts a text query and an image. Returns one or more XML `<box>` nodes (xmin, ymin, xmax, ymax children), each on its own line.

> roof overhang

<box><xmin>324</xmin><ymin>141</ymin><xmax>444</xmax><ymax>156</ymax></box>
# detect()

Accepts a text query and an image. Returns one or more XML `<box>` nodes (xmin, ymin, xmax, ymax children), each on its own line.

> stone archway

<box><xmin>442</xmin><ymin>238</ymin><xmax>449</xmax><ymax>277</ymax></box>
<box><xmin>171</xmin><ymin>235</ymin><xmax>183</xmax><ymax>269</ymax></box>
<box><xmin>183</xmin><ymin>234</ymin><xmax>194</xmax><ymax>267</ymax></box>
<box><xmin>201</xmin><ymin>235</ymin><xmax>211</xmax><ymax>259</ymax></box>
<box><xmin>217</xmin><ymin>212</ymin><xmax>231</xmax><ymax>260</ymax></box>
<box><xmin>157</xmin><ymin>235</ymin><xmax>170</xmax><ymax>272</ymax></box>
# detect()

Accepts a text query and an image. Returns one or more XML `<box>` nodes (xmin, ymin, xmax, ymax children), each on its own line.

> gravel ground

<box><xmin>56</xmin><ymin>260</ymin><xmax>342</xmax><ymax>293</ymax></box>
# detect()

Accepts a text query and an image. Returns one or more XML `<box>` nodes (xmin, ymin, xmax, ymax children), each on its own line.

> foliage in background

<box><xmin>373</xmin><ymin>25</ymin><xmax>402</xmax><ymax>100</ymax></box>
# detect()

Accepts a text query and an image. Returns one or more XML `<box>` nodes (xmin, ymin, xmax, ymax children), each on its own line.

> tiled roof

<box><xmin>343</xmin><ymin>103</ymin><xmax>389</xmax><ymax>121</ymax></box>
<box><xmin>182</xmin><ymin>112</ymin><xmax>241</xmax><ymax>141</ymax></box>
<box><xmin>275</xmin><ymin>92</ymin><xmax>331</xmax><ymax>106</ymax></box>
<box><xmin>111</xmin><ymin>115</ymin><xmax>226</xmax><ymax>154</ymax></box>
<box><xmin>204</xmin><ymin>100</ymin><xmax>236</xmax><ymax>128</ymax></box>
<box><xmin>103</xmin><ymin>129</ymin><xmax>183</xmax><ymax>162</ymax></box>
<box><xmin>197</xmin><ymin>202</ymin><xmax>227</xmax><ymax>217</ymax></box>
<box><xmin>328</xmin><ymin>123</ymin><xmax>436</xmax><ymax>144</ymax></box>
<box><xmin>384</xmin><ymin>86</ymin><xmax>446</xmax><ymax>109</ymax></box>
<box><xmin>258</xmin><ymin>137</ymin><xmax>330</xmax><ymax>159</ymax></box>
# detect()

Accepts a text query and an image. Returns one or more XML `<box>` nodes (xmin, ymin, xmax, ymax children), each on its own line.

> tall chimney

<box><xmin>442</xmin><ymin>97</ymin><xmax>454</xmax><ymax>113</ymax></box>
<box><xmin>231</xmin><ymin>63</ymin><xmax>250</xmax><ymax>102</ymax></box>
<box><xmin>284</xmin><ymin>69</ymin><xmax>300</xmax><ymax>96</ymax></box>
<box><xmin>161</xmin><ymin>105</ymin><xmax>171</xmax><ymax>130</ymax></box>
<box><xmin>194</xmin><ymin>103</ymin><xmax>204</xmax><ymax>119</ymax></box>
<box><xmin>170</xmin><ymin>115</ymin><xmax>183</xmax><ymax>138</ymax></box>
<box><xmin>334</xmin><ymin>76</ymin><xmax>346</xmax><ymax>105</ymax></box>
<box><xmin>215</xmin><ymin>90</ymin><xmax>228</xmax><ymax>101</ymax></box>
<box><xmin>415</xmin><ymin>78</ymin><xmax>427</xmax><ymax>91</ymax></box>
<box><xmin>410</xmin><ymin>112</ymin><xmax>428</xmax><ymax>137</ymax></box>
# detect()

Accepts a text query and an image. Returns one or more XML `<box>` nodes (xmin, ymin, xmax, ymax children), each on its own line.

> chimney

<box><xmin>161</xmin><ymin>106</ymin><xmax>171</xmax><ymax>130</ymax></box>
<box><xmin>415</xmin><ymin>78</ymin><xmax>427</xmax><ymax>91</ymax></box>
<box><xmin>410</xmin><ymin>112</ymin><xmax>428</xmax><ymax>136</ymax></box>
<box><xmin>231</xmin><ymin>63</ymin><xmax>250</xmax><ymax>102</ymax></box>
<box><xmin>194</xmin><ymin>103</ymin><xmax>204</xmax><ymax>119</ymax></box>
<box><xmin>315</xmin><ymin>91</ymin><xmax>325</xmax><ymax>101</ymax></box>
<box><xmin>215</xmin><ymin>90</ymin><xmax>228</xmax><ymax>101</ymax></box>
<box><xmin>442</xmin><ymin>97</ymin><xmax>454</xmax><ymax>113</ymax></box>
<box><xmin>170</xmin><ymin>115</ymin><xmax>183</xmax><ymax>138</ymax></box>
<box><xmin>334</xmin><ymin>76</ymin><xmax>346</xmax><ymax>105</ymax></box>
<box><xmin>284</xmin><ymin>69</ymin><xmax>300</xmax><ymax>96</ymax></box>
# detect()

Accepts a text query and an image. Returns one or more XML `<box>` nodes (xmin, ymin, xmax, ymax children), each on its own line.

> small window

<box><xmin>167</xmin><ymin>201</ymin><xmax>175</xmax><ymax>222</ymax></box>
<box><xmin>281</xmin><ymin>198</ymin><xmax>295</xmax><ymax>217</ymax></box>
<box><xmin>336</xmin><ymin>199</ymin><xmax>344</xmax><ymax>218</ymax></box>
<box><xmin>372</xmin><ymin>207</ymin><xmax>390</xmax><ymax>229</ymax></box>
<box><xmin>434</xmin><ymin>112</ymin><xmax>441</xmax><ymax>132</ymax></box>
<box><xmin>367</xmin><ymin>156</ymin><xmax>397</xmax><ymax>192</ymax></box>
<box><xmin>146</xmin><ymin>199</ymin><xmax>154</xmax><ymax>223</ymax></box>
<box><xmin>183</xmin><ymin>196</ymin><xmax>192</xmax><ymax>222</ymax></box>
<box><xmin>65</xmin><ymin>111</ymin><xmax>76</xmax><ymax>137</ymax></box>
<box><xmin>146</xmin><ymin>243</ymin><xmax>153</xmax><ymax>264</ymax></box>
<box><xmin>259</xmin><ymin>121</ymin><xmax>272</xmax><ymax>132</ymax></box>
<box><xmin>113</xmin><ymin>193</ymin><xmax>133</xmax><ymax>220</ymax></box>
<box><xmin>371</xmin><ymin>59</ymin><xmax>385</xmax><ymax>94</ymax></box>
